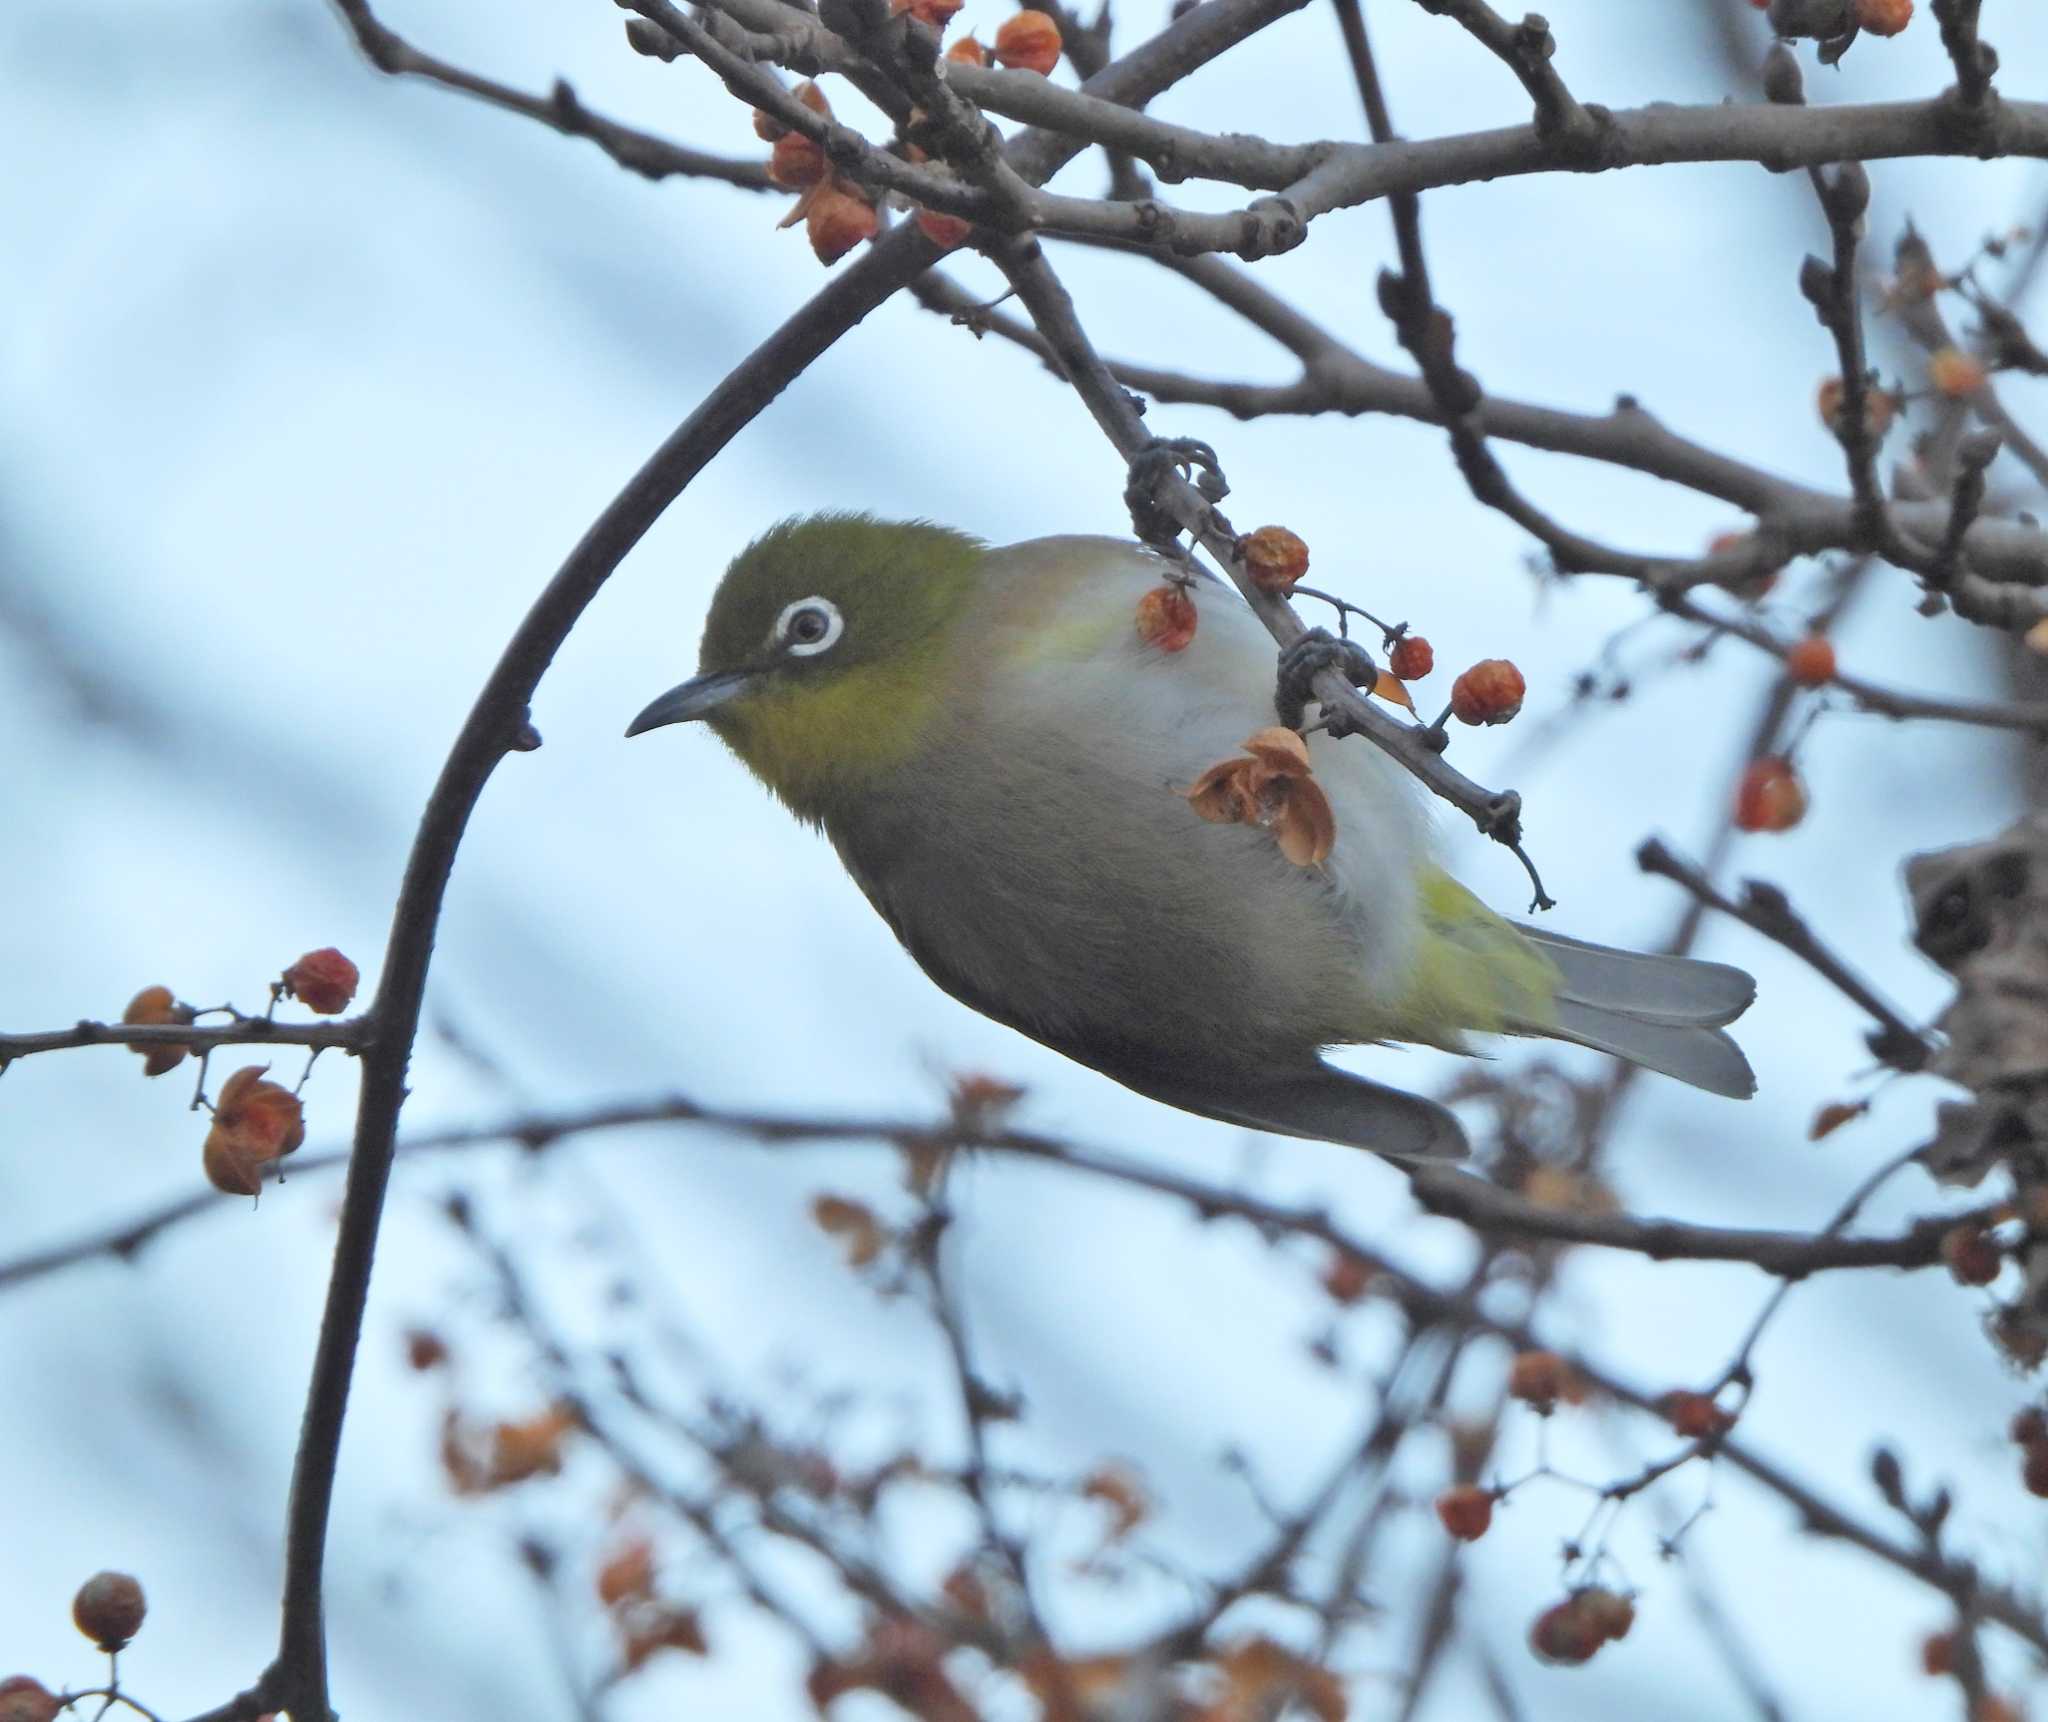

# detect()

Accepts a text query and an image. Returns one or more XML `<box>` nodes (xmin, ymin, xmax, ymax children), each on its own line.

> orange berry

<box><xmin>1976</xmin><ymin>1700</ymin><xmax>2026</xmax><ymax>1722</ymax></box>
<box><xmin>891</xmin><ymin>0</ymin><xmax>963</xmax><ymax>22</ymax></box>
<box><xmin>1135</xmin><ymin>584</ymin><xmax>1198</xmax><ymax>653</ymax></box>
<box><xmin>1320</xmin><ymin>1248</ymin><xmax>1372</xmax><ymax>1304</ymax></box>
<box><xmin>1507</xmin><ymin>1349</ymin><xmax>1583</xmax><ymax>1413</ymax></box>
<box><xmin>1529</xmin><ymin>1599</ymin><xmax>1603</xmax><ymax>1666</ymax></box>
<box><xmin>122</xmin><ymin>984</ymin><xmax>195</xmax><ymax>1078</ymax></box>
<box><xmin>1942</xmin><ymin>1222</ymin><xmax>2002</xmax><ymax>1287</ymax></box>
<box><xmin>282</xmin><ymin>947</ymin><xmax>358</xmax><ymax>1014</ymax></box>
<box><xmin>1659</xmin><ymin>1390</ymin><xmax>1735</xmax><ymax>1440</ymax></box>
<box><xmin>203</xmin><ymin>1065</ymin><xmax>307</xmax><ymax>1196</ymax></box>
<box><xmin>768</xmin><ymin>131</ymin><xmax>827</xmax><ymax>190</ymax></box>
<box><xmin>805</xmin><ymin>184</ymin><xmax>879</xmax><ymax>264</ymax></box>
<box><xmin>915</xmin><ymin>208</ymin><xmax>973</xmax><ymax>249</ymax></box>
<box><xmin>405</xmin><ymin>1328</ymin><xmax>449</xmax><ymax>1371</ymax></box>
<box><xmin>1921</xmin><ymin>1630</ymin><xmax>1957</xmax><ymax>1677</ymax></box>
<box><xmin>1785</xmin><ymin>635</ymin><xmax>1837</xmax><ymax>686</ymax></box>
<box><xmin>1577</xmin><ymin>1589</ymin><xmax>1635</xmax><ymax>1644</ymax></box>
<box><xmin>992</xmin><ymin>8</ymin><xmax>1062</xmax><ymax>73</ymax></box>
<box><xmin>1733</xmin><ymin>756</ymin><xmax>1807</xmax><ymax>833</ymax></box>
<box><xmin>0</xmin><ymin>1679</ymin><xmax>58</xmax><ymax>1722</ymax></box>
<box><xmin>1239</xmin><ymin>525</ymin><xmax>1309</xmax><ymax>593</ymax></box>
<box><xmin>1389</xmin><ymin>635</ymin><xmax>1434</xmax><ymax>680</ymax></box>
<box><xmin>1854</xmin><ymin>0</ymin><xmax>1912</xmax><ymax>34</ymax></box>
<box><xmin>1449</xmin><ymin>658</ymin><xmax>1526</xmax><ymax>726</ymax></box>
<box><xmin>1929</xmin><ymin>347</ymin><xmax>1987</xmax><ymax>398</ymax></box>
<box><xmin>72</xmin><ymin>1572</ymin><xmax>146</xmax><ymax>1652</ymax></box>
<box><xmin>752</xmin><ymin>108</ymin><xmax>786</xmax><ymax>142</ymax></box>
<box><xmin>945</xmin><ymin>34</ymin><xmax>986</xmax><ymax>63</ymax></box>
<box><xmin>793</xmin><ymin>80</ymin><xmax>832</xmax><ymax>117</ymax></box>
<box><xmin>1434</xmin><ymin>1484</ymin><xmax>1494</xmax><ymax>1541</ymax></box>
<box><xmin>1817</xmin><ymin>376</ymin><xmax>1898</xmax><ymax>439</ymax></box>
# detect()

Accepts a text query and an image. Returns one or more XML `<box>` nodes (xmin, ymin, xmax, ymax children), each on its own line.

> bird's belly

<box><xmin>831</xmin><ymin>582</ymin><xmax>1431</xmax><ymax>1071</ymax></box>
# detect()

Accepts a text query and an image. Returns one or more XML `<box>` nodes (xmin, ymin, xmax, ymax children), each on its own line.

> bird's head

<box><xmin>628</xmin><ymin>514</ymin><xmax>984</xmax><ymax>820</ymax></box>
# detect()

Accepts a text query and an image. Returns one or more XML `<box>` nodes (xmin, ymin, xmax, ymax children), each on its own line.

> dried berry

<box><xmin>405</xmin><ymin>1328</ymin><xmax>450</xmax><ymax>1371</ymax></box>
<box><xmin>1941</xmin><ymin>1222</ymin><xmax>2002</xmax><ymax>1287</ymax></box>
<box><xmin>1449</xmin><ymin>658</ymin><xmax>1526</xmax><ymax>726</ymax></box>
<box><xmin>1389</xmin><ymin>635</ymin><xmax>1434</xmax><ymax>680</ymax></box>
<box><xmin>768</xmin><ymin>131</ymin><xmax>827</xmax><ymax>191</ymax></box>
<box><xmin>0</xmin><ymin>1679</ymin><xmax>58</xmax><ymax>1722</ymax></box>
<box><xmin>1921</xmin><ymin>1630</ymin><xmax>1957</xmax><ymax>1677</ymax></box>
<box><xmin>203</xmin><ymin>1066</ymin><xmax>307</xmax><ymax>1196</ymax></box>
<box><xmin>993</xmin><ymin>8</ymin><xmax>1062</xmax><ymax>74</ymax></box>
<box><xmin>1853</xmin><ymin>0</ymin><xmax>1912</xmax><ymax>35</ymax></box>
<box><xmin>1135</xmin><ymin>584</ymin><xmax>1198</xmax><ymax>652</ymax></box>
<box><xmin>1529</xmin><ymin>1599</ymin><xmax>1603</xmax><ymax>1666</ymax></box>
<box><xmin>72</xmin><ymin>1571</ymin><xmax>146</xmax><ymax>1652</ymax></box>
<box><xmin>122</xmin><ymin>985</ymin><xmax>195</xmax><ymax>1078</ymax></box>
<box><xmin>1929</xmin><ymin>347</ymin><xmax>1988</xmax><ymax>398</ymax></box>
<box><xmin>1576</xmin><ymin>1589</ymin><xmax>1635</xmax><ymax>1644</ymax></box>
<box><xmin>1785</xmin><ymin>635</ymin><xmax>1837</xmax><ymax>686</ymax></box>
<box><xmin>1238</xmin><ymin>525</ymin><xmax>1310</xmax><ymax>593</ymax></box>
<box><xmin>281</xmin><ymin>947</ymin><xmax>358</xmax><ymax>1015</ymax></box>
<box><xmin>1434</xmin><ymin>1484</ymin><xmax>1494</xmax><ymax>1541</ymax></box>
<box><xmin>1658</xmin><ymin>1390</ymin><xmax>1735</xmax><ymax>1440</ymax></box>
<box><xmin>1506</xmin><ymin>1349</ymin><xmax>1584</xmax><ymax>1414</ymax></box>
<box><xmin>1733</xmin><ymin>756</ymin><xmax>1807</xmax><ymax>833</ymax></box>
<box><xmin>805</xmin><ymin>184</ymin><xmax>879</xmax><ymax>264</ymax></box>
<box><xmin>945</xmin><ymin>34</ymin><xmax>987</xmax><ymax>63</ymax></box>
<box><xmin>1816</xmin><ymin>375</ymin><xmax>1898</xmax><ymax>440</ymax></box>
<box><xmin>1320</xmin><ymin>1248</ymin><xmax>1371</xmax><ymax>1304</ymax></box>
<box><xmin>890</xmin><ymin>0</ymin><xmax>963</xmax><ymax>24</ymax></box>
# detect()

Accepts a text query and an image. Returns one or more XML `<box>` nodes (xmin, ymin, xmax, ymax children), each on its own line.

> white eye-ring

<box><xmin>774</xmin><ymin>596</ymin><xmax>844</xmax><ymax>658</ymax></box>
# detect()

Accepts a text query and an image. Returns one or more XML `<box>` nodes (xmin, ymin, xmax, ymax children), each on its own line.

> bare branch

<box><xmin>328</xmin><ymin>0</ymin><xmax>773</xmax><ymax>191</ymax></box>
<box><xmin>1636</xmin><ymin>837</ymin><xmax>1938</xmax><ymax>1071</ymax></box>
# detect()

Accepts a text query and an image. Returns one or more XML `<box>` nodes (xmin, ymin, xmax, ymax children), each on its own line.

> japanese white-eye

<box><xmin>629</xmin><ymin>515</ymin><xmax>1754</xmax><ymax>1160</ymax></box>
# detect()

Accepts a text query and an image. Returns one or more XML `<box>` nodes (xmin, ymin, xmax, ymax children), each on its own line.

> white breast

<box><xmin>969</xmin><ymin>536</ymin><xmax>1436</xmax><ymax>1037</ymax></box>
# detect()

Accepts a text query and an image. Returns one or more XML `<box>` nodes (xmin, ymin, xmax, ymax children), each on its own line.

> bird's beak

<box><xmin>625</xmin><ymin>668</ymin><xmax>756</xmax><ymax>737</ymax></box>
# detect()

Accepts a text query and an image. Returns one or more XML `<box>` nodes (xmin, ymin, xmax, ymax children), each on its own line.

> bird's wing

<box><xmin>1110</xmin><ymin>1056</ymin><xmax>1469</xmax><ymax>1162</ymax></box>
<box><xmin>837</xmin><ymin>830</ymin><xmax>1466</xmax><ymax>1160</ymax></box>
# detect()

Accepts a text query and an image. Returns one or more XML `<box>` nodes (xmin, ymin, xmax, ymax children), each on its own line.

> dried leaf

<box><xmin>1182</xmin><ymin>730</ymin><xmax>1334</xmax><ymax>867</ymax></box>
<box><xmin>812</xmin><ymin>1193</ymin><xmax>887</xmax><ymax>1268</ymax></box>
<box><xmin>1271</xmin><ymin>774</ymin><xmax>1336</xmax><ymax>867</ymax></box>
<box><xmin>1080</xmin><ymin>1460</ymin><xmax>1149</xmax><ymax>1538</ymax></box>
<box><xmin>1371</xmin><ymin>669</ymin><xmax>1416</xmax><ymax>711</ymax></box>
<box><xmin>1809</xmin><ymin>1099</ymin><xmax>1869</xmax><ymax>1140</ymax></box>
<box><xmin>596</xmin><ymin>1538</ymin><xmax>656</xmax><ymax>1608</ymax></box>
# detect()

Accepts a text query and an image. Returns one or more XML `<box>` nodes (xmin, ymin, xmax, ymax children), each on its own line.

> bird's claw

<box><xmin>1124</xmin><ymin>438</ymin><xmax>1230</xmax><ymax>546</ymax></box>
<box><xmin>1276</xmin><ymin>628</ymin><xmax>1378</xmax><ymax>730</ymax></box>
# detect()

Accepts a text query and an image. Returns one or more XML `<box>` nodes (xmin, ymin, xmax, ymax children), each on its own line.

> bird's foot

<box><xmin>1123</xmin><ymin>438</ymin><xmax>1230</xmax><ymax>546</ymax></box>
<box><xmin>1276</xmin><ymin>628</ymin><xmax>1378</xmax><ymax>731</ymax></box>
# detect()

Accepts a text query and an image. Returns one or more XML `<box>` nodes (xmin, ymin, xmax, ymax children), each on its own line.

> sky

<box><xmin>4</xmin><ymin>0</ymin><xmax>2048</xmax><ymax>1717</ymax></box>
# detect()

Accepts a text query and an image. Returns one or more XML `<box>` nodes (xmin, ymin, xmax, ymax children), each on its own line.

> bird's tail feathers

<box><xmin>1540</xmin><ymin>1000</ymin><xmax>1755</xmax><ymax>1098</ymax></box>
<box><xmin>1509</xmin><ymin>926</ymin><xmax>1757</xmax><ymax>1098</ymax></box>
<box><xmin>1515</xmin><ymin>925</ymin><xmax>1755</xmax><ymax>1027</ymax></box>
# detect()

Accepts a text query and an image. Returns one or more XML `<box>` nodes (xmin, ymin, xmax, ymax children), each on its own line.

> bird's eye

<box><xmin>774</xmin><ymin>597</ymin><xmax>844</xmax><ymax>658</ymax></box>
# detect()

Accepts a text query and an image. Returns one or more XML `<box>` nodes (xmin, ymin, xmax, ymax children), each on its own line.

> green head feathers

<box><xmin>628</xmin><ymin>514</ymin><xmax>984</xmax><ymax>820</ymax></box>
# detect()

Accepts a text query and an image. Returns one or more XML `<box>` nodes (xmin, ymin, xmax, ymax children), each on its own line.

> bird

<box><xmin>628</xmin><ymin>514</ymin><xmax>1755</xmax><ymax>1161</ymax></box>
